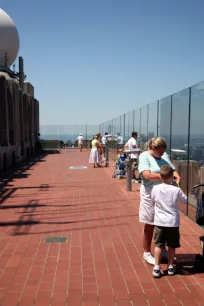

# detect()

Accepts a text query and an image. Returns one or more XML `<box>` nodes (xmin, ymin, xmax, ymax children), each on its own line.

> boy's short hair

<box><xmin>160</xmin><ymin>165</ymin><xmax>174</xmax><ymax>180</ymax></box>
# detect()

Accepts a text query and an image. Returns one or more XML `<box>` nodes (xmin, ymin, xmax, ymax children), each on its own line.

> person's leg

<box><xmin>167</xmin><ymin>247</ymin><xmax>175</xmax><ymax>276</ymax></box>
<box><xmin>154</xmin><ymin>246</ymin><xmax>162</xmax><ymax>266</ymax></box>
<box><xmin>103</xmin><ymin>146</ymin><xmax>106</xmax><ymax>158</ymax></box>
<box><xmin>143</xmin><ymin>224</ymin><xmax>154</xmax><ymax>252</ymax></box>
<box><xmin>166</xmin><ymin>227</ymin><xmax>180</xmax><ymax>275</ymax></box>
<box><xmin>152</xmin><ymin>246</ymin><xmax>162</xmax><ymax>278</ymax></box>
<box><xmin>143</xmin><ymin>224</ymin><xmax>155</xmax><ymax>265</ymax></box>
<box><xmin>168</xmin><ymin>248</ymin><xmax>175</xmax><ymax>266</ymax></box>
<box><xmin>132</xmin><ymin>160</ymin><xmax>137</xmax><ymax>181</ymax></box>
<box><xmin>140</xmin><ymin>185</ymin><xmax>155</xmax><ymax>264</ymax></box>
<box><xmin>152</xmin><ymin>226</ymin><xmax>165</xmax><ymax>278</ymax></box>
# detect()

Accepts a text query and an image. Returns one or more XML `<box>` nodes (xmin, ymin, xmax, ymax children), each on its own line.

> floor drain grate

<box><xmin>44</xmin><ymin>236</ymin><xmax>68</xmax><ymax>243</ymax></box>
<box><xmin>69</xmin><ymin>166</ymin><xmax>87</xmax><ymax>169</ymax></box>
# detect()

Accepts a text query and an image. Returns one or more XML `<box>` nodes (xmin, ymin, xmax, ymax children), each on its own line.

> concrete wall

<box><xmin>0</xmin><ymin>72</ymin><xmax>39</xmax><ymax>170</ymax></box>
<box><xmin>24</xmin><ymin>81</ymin><xmax>34</xmax><ymax>97</ymax></box>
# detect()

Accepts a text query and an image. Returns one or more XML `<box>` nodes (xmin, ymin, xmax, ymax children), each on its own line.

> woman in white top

<box><xmin>138</xmin><ymin>137</ymin><xmax>180</xmax><ymax>265</ymax></box>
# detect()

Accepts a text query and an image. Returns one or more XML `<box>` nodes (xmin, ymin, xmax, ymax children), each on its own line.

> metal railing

<box><xmin>99</xmin><ymin>81</ymin><xmax>204</xmax><ymax>223</ymax></box>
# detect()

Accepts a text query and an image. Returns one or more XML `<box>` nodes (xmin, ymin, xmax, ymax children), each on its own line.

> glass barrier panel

<box><xmin>124</xmin><ymin>113</ymin><xmax>129</xmax><ymax>143</ymax></box>
<box><xmin>120</xmin><ymin>115</ymin><xmax>125</xmax><ymax>144</ymax></box>
<box><xmin>128</xmin><ymin>111</ymin><xmax>134</xmax><ymax>139</ymax></box>
<box><xmin>171</xmin><ymin>88</ymin><xmax>189</xmax><ymax>215</ymax></box>
<box><xmin>40</xmin><ymin>125</ymin><xmax>61</xmax><ymax>149</ymax></box>
<box><xmin>140</xmin><ymin>105</ymin><xmax>148</xmax><ymax>150</ymax></box>
<box><xmin>159</xmin><ymin>96</ymin><xmax>171</xmax><ymax>153</ymax></box>
<box><xmin>133</xmin><ymin>108</ymin><xmax>141</xmax><ymax>146</ymax></box>
<box><xmin>188</xmin><ymin>81</ymin><xmax>204</xmax><ymax>222</ymax></box>
<box><xmin>148</xmin><ymin>101</ymin><xmax>158</xmax><ymax>140</ymax></box>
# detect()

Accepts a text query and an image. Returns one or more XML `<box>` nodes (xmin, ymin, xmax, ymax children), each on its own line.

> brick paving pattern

<box><xmin>0</xmin><ymin>149</ymin><xmax>203</xmax><ymax>306</ymax></box>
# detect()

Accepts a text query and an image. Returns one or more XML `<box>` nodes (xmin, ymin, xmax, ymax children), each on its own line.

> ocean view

<box><xmin>40</xmin><ymin>134</ymin><xmax>94</xmax><ymax>142</ymax></box>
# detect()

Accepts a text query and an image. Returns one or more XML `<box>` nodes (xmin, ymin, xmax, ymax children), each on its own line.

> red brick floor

<box><xmin>0</xmin><ymin>149</ymin><xmax>203</xmax><ymax>306</ymax></box>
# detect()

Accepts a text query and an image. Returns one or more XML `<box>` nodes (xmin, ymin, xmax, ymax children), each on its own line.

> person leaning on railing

<box><xmin>138</xmin><ymin>137</ymin><xmax>180</xmax><ymax>265</ymax></box>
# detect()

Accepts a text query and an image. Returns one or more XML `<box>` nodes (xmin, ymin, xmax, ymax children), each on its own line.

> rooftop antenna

<box><xmin>4</xmin><ymin>53</ymin><xmax>8</xmax><ymax>67</ymax></box>
<box><xmin>19</xmin><ymin>56</ymin><xmax>24</xmax><ymax>91</ymax></box>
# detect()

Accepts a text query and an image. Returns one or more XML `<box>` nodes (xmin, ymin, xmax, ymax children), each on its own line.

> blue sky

<box><xmin>1</xmin><ymin>0</ymin><xmax>204</xmax><ymax>125</ymax></box>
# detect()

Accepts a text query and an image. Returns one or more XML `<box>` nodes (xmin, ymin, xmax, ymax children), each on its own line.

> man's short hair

<box><xmin>132</xmin><ymin>131</ymin><xmax>137</xmax><ymax>137</ymax></box>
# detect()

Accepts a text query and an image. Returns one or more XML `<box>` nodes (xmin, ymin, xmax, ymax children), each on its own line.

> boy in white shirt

<box><xmin>151</xmin><ymin>165</ymin><xmax>187</xmax><ymax>278</ymax></box>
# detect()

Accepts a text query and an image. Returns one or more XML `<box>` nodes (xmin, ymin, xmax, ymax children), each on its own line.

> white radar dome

<box><xmin>0</xmin><ymin>8</ymin><xmax>20</xmax><ymax>67</ymax></box>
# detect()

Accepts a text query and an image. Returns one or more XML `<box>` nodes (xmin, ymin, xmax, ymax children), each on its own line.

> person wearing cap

<box><xmin>77</xmin><ymin>133</ymin><xmax>84</xmax><ymax>152</ymax></box>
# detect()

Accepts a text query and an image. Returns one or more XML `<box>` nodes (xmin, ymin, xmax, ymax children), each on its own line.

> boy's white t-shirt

<box><xmin>126</xmin><ymin>137</ymin><xmax>139</xmax><ymax>159</ymax></box>
<box><xmin>151</xmin><ymin>184</ymin><xmax>187</xmax><ymax>227</ymax></box>
<box><xmin>77</xmin><ymin>136</ymin><xmax>84</xmax><ymax>145</ymax></box>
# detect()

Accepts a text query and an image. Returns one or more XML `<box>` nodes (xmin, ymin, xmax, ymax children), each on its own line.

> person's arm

<box><xmin>138</xmin><ymin>152</ymin><xmax>161</xmax><ymax>181</ymax></box>
<box><xmin>178</xmin><ymin>189</ymin><xmax>187</xmax><ymax>204</ymax></box>
<box><xmin>124</xmin><ymin>142</ymin><xmax>128</xmax><ymax>149</ymax></box>
<box><xmin>163</xmin><ymin>152</ymin><xmax>180</xmax><ymax>184</ymax></box>
<box><xmin>173</xmin><ymin>171</ymin><xmax>180</xmax><ymax>185</ymax></box>
<box><xmin>142</xmin><ymin>170</ymin><xmax>161</xmax><ymax>181</ymax></box>
<box><xmin>96</xmin><ymin>141</ymin><xmax>100</xmax><ymax>147</ymax></box>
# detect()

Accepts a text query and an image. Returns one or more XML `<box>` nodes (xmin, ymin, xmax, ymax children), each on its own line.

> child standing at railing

<box><xmin>151</xmin><ymin>165</ymin><xmax>187</xmax><ymax>278</ymax></box>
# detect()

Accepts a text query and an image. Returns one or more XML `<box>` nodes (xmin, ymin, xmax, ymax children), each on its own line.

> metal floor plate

<box><xmin>44</xmin><ymin>236</ymin><xmax>68</xmax><ymax>243</ymax></box>
<box><xmin>69</xmin><ymin>166</ymin><xmax>87</xmax><ymax>169</ymax></box>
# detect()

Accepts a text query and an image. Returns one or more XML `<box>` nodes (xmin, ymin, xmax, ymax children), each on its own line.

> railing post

<box><xmin>186</xmin><ymin>87</ymin><xmax>191</xmax><ymax>216</ymax></box>
<box><xmin>126</xmin><ymin>156</ymin><xmax>133</xmax><ymax>192</ymax></box>
<box><xmin>85</xmin><ymin>124</ymin><xmax>88</xmax><ymax>149</ymax></box>
<box><xmin>157</xmin><ymin>100</ymin><xmax>159</xmax><ymax>137</ymax></box>
<box><xmin>169</xmin><ymin>95</ymin><xmax>173</xmax><ymax>159</ymax></box>
<box><xmin>123</xmin><ymin>114</ymin><xmax>125</xmax><ymax>141</ymax></box>
<box><xmin>139</xmin><ymin>108</ymin><xmax>141</xmax><ymax>136</ymax></box>
<box><xmin>105</xmin><ymin>141</ymin><xmax>109</xmax><ymax>167</ymax></box>
<box><xmin>147</xmin><ymin>104</ymin><xmax>149</xmax><ymax>141</ymax></box>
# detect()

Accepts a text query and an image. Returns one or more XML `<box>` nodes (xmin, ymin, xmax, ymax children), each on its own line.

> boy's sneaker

<box><xmin>168</xmin><ymin>265</ymin><xmax>175</xmax><ymax>276</ymax></box>
<box><xmin>152</xmin><ymin>266</ymin><xmax>161</xmax><ymax>278</ymax></box>
<box><xmin>143</xmin><ymin>252</ymin><xmax>155</xmax><ymax>265</ymax></box>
